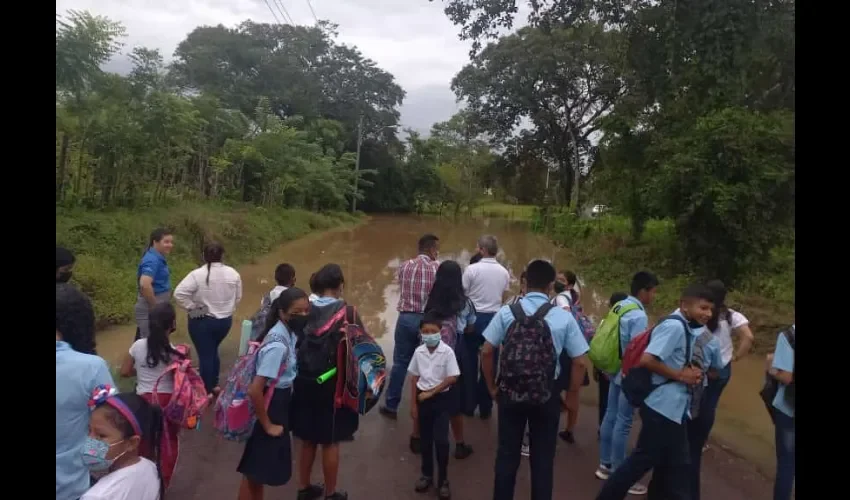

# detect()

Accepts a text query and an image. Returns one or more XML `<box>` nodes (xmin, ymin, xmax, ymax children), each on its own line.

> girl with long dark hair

<box><xmin>120</xmin><ymin>302</ymin><xmax>185</xmax><ymax>489</ymax></box>
<box><xmin>421</xmin><ymin>260</ymin><xmax>476</xmax><ymax>460</ymax></box>
<box><xmin>237</xmin><ymin>287</ymin><xmax>308</xmax><ymax>500</ymax></box>
<box><xmin>81</xmin><ymin>390</ymin><xmax>165</xmax><ymax>500</ymax></box>
<box><xmin>174</xmin><ymin>241</ymin><xmax>243</xmax><ymax>394</ymax></box>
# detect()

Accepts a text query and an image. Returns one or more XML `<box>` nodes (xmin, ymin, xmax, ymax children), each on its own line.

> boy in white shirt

<box><xmin>408</xmin><ymin>314</ymin><xmax>460</xmax><ymax>500</ymax></box>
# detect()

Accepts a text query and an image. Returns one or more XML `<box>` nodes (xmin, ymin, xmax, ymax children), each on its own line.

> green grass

<box><xmin>57</xmin><ymin>201</ymin><xmax>360</xmax><ymax>328</ymax></box>
<box><xmin>470</xmin><ymin>203</ymin><xmax>536</xmax><ymax>221</ymax></box>
<box><xmin>534</xmin><ymin>211</ymin><xmax>795</xmax><ymax>352</ymax></box>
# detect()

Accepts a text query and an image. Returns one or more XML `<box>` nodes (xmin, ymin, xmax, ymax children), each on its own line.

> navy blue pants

<box><xmin>188</xmin><ymin>316</ymin><xmax>233</xmax><ymax>393</ymax></box>
<box><xmin>384</xmin><ymin>312</ymin><xmax>423</xmax><ymax>412</ymax></box>
<box><xmin>462</xmin><ymin>312</ymin><xmax>497</xmax><ymax>417</ymax></box>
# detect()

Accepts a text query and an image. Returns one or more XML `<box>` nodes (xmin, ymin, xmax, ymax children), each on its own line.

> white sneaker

<box><xmin>521</xmin><ymin>442</ymin><xmax>530</xmax><ymax>457</ymax></box>
<box><xmin>628</xmin><ymin>483</ymin><xmax>648</xmax><ymax>495</ymax></box>
<box><xmin>594</xmin><ymin>464</ymin><xmax>612</xmax><ymax>480</ymax></box>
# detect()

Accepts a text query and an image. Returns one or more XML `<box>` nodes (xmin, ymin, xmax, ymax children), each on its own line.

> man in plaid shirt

<box><xmin>381</xmin><ymin>234</ymin><xmax>440</xmax><ymax>421</ymax></box>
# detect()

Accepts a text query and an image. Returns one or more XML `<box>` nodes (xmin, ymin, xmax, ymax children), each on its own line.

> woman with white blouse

<box><xmin>687</xmin><ymin>279</ymin><xmax>755</xmax><ymax>500</ymax></box>
<box><xmin>174</xmin><ymin>242</ymin><xmax>242</xmax><ymax>393</ymax></box>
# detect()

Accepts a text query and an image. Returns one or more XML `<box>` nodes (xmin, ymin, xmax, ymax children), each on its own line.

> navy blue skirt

<box><xmin>237</xmin><ymin>387</ymin><xmax>293</xmax><ymax>486</ymax></box>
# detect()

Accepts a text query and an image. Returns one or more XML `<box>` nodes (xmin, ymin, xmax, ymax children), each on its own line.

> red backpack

<box><xmin>620</xmin><ymin>316</ymin><xmax>690</xmax><ymax>407</ymax></box>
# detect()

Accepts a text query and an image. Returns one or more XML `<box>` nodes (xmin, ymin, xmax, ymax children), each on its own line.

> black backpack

<box><xmin>497</xmin><ymin>303</ymin><xmax>557</xmax><ymax>405</ymax></box>
<box><xmin>249</xmin><ymin>292</ymin><xmax>273</xmax><ymax>341</ymax></box>
<box><xmin>297</xmin><ymin>301</ymin><xmax>350</xmax><ymax>380</ymax></box>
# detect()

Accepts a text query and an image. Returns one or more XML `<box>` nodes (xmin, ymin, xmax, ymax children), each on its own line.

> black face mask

<box><xmin>287</xmin><ymin>315</ymin><xmax>309</xmax><ymax>332</ymax></box>
<box><xmin>553</xmin><ymin>282</ymin><xmax>567</xmax><ymax>294</ymax></box>
<box><xmin>57</xmin><ymin>271</ymin><xmax>73</xmax><ymax>283</ymax></box>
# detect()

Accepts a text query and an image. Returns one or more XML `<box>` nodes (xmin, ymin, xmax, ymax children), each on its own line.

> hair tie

<box><xmin>88</xmin><ymin>385</ymin><xmax>143</xmax><ymax>437</ymax></box>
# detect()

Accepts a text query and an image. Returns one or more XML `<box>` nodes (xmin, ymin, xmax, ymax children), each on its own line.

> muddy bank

<box><xmin>96</xmin><ymin>215</ymin><xmax>778</xmax><ymax>477</ymax></box>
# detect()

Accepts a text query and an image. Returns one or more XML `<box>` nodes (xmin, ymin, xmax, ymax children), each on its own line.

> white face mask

<box><xmin>421</xmin><ymin>333</ymin><xmax>441</xmax><ymax>347</ymax></box>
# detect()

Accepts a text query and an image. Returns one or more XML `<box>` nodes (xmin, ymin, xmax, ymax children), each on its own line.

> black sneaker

<box><xmin>454</xmin><ymin>442</ymin><xmax>473</xmax><ymax>459</ymax></box>
<box><xmin>297</xmin><ymin>484</ymin><xmax>324</xmax><ymax>500</ymax></box>
<box><xmin>379</xmin><ymin>405</ymin><xmax>398</xmax><ymax>420</ymax></box>
<box><xmin>415</xmin><ymin>476</ymin><xmax>433</xmax><ymax>493</ymax></box>
<box><xmin>325</xmin><ymin>492</ymin><xmax>348</xmax><ymax>500</ymax></box>
<box><xmin>438</xmin><ymin>480</ymin><xmax>451</xmax><ymax>499</ymax></box>
<box><xmin>559</xmin><ymin>430</ymin><xmax>575</xmax><ymax>444</ymax></box>
<box><xmin>409</xmin><ymin>435</ymin><xmax>421</xmax><ymax>454</ymax></box>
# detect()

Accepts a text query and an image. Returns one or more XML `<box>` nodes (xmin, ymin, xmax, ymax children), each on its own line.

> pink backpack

<box><xmin>153</xmin><ymin>344</ymin><xmax>210</xmax><ymax>430</ymax></box>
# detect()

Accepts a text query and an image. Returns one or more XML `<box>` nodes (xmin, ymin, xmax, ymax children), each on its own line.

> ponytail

<box><xmin>147</xmin><ymin>403</ymin><xmax>166</xmax><ymax>500</ymax></box>
<box><xmin>202</xmin><ymin>241</ymin><xmax>225</xmax><ymax>286</ymax></box>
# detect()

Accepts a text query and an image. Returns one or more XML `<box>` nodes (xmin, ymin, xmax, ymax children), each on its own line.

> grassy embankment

<box><xmin>473</xmin><ymin>204</ymin><xmax>793</xmax><ymax>351</ymax></box>
<box><xmin>56</xmin><ymin>201</ymin><xmax>360</xmax><ymax>329</ymax></box>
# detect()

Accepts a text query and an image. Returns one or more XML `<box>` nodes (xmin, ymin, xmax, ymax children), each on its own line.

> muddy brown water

<box><xmin>95</xmin><ymin>214</ymin><xmax>778</xmax><ymax>478</ymax></box>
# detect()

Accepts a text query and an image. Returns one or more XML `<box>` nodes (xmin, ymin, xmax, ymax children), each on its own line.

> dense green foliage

<box><xmin>437</xmin><ymin>0</ymin><xmax>795</xmax><ymax>285</ymax></box>
<box><xmin>55</xmin><ymin>11</ymin><xmax>495</xmax><ymax>214</ymax></box>
<box><xmin>57</xmin><ymin>201</ymin><xmax>358</xmax><ymax>327</ymax></box>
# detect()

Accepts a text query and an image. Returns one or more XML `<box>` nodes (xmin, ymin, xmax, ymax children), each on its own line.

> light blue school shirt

<box><xmin>771</xmin><ymin>326</ymin><xmax>795</xmax><ymax>418</ymax></box>
<box><xmin>643</xmin><ymin>309</ymin><xmax>703</xmax><ymax>424</ymax></box>
<box><xmin>56</xmin><ymin>341</ymin><xmax>115</xmax><ymax>500</ymax></box>
<box><xmin>612</xmin><ymin>296</ymin><xmax>649</xmax><ymax>385</ymax></box>
<box><xmin>456</xmin><ymin>300</ymin><xmax>477</xmax><ymax>333</ymax></box>
<box><xmin>482</xmin><ymin>292</ymin><xmax>589</xmax><ymax>379</ymax></box>
<box><xmin>138</xmin><ymin>248</ymin><xmax>170</xmax><ymax>294</ymax></box>
<box><xmin>255</xmin><ymin>321</ymin><xmax>298</xmax><ymax>388</ymax></box>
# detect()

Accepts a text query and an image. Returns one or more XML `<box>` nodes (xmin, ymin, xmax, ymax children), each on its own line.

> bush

<box><xmin>56</xmin><ymin>202</ymin><xmax>359</xmax><ymax>327</ymax></box>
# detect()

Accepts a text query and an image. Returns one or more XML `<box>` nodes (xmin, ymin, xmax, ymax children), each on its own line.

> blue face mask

<box><xmin>421</xmin><ymin>333</ymin><xmax>441</xmax><ymax>347</ymax></box>
<box><xmin>81</xmin><ymin>436</ymin><xmax>126</xmax><ymax>474</ymax></box>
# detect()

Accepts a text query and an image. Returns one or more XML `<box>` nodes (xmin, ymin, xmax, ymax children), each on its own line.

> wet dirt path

<box><xmin>95</xmin><ymin>215</ymin><xmax>779</xmax><ymax>497</ymax></box>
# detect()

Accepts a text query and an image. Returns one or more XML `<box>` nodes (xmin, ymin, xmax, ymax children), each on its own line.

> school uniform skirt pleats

<box><xmin>237</xmin><ymin>387</ymin><xmax>293</xmax><ymax>486</ymax></box>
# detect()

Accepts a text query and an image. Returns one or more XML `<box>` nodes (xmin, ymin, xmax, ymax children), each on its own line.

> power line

<box><xmin>306</xmin><ymin>0</ymin><xmax>319</xmax><ymax>23</ymax></box>
<box><xmin>262</xmin><ymin>0</ymin><xmax>282</xmax><ymax>24</ymax></box>
<box><xmin>272</xmin><ymin>0</ymin><xmax>295</xmax><ymax>25</ymax></box>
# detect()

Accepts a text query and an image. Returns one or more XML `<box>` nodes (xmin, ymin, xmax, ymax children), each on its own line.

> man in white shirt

<box><xmin>268</xmin><ymin>263</ymin><xmax>295</xmax><ymax>303</ymax></box>
<box><xmin>461</xmin><ymin>235</ymin><xmax>510</xmax><ymax>419</ymax></box>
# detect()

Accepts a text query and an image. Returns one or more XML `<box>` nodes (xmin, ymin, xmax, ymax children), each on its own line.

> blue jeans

<box><xmin>598</xmin><ymin>382</ymin><xmax>635</xmax><ymax>470</ymax></box>
<box><xmin>773</xmin><ymin>411</ymin><xmax>795</xmax><ymax>500</ymax></box>
<box><xmin>462</xmin><ymin>312</ymin><xmax>497</xmax><ymax>417</ymax></box>
<box><xmin>384</xmin><ymin>312</ymin><xmax>423</xmax><ymax>412</ymax></box>
<box><xmin>188</xmin><ymin>316</ymin><xmax>233</xmax><ymax>393</ymax></box>
<box><xmin>687</xmin><ymin>362</ymin><xmax>732</xmax><ymax>500</ymax></box>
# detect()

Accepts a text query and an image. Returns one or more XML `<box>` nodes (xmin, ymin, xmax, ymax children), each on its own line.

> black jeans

<box><xmin>463</xmin><ymin>312</ymin><xmax>498</xmax><ymax>417</ymax></box>
<box><xmin>418</xmin><ymin>390</ymin><xmax>451</xmax><ymax>484</ymax></box>
<box><xmin>188</xmin><ymin>316</ymin><xmax>233</xmax><ymax>393</ymax></box>
<box><xmin>597</xmin><ymin>405</ymin><xmax>690</xmax><ymax>500</ymax></box>
<box><xmin>597</xmin><ymin>369</ymin><xmax>610</xmax><ymax>430</ymax></box>
<box><xmin>493</xmin><ymin>396</ymin><xmax>561</xmax><ymax>500</ymax></box>
<box><xmin>686</xmin><ymin>364</ymin><xmax>731</xmax><ymax>500</ymax></box>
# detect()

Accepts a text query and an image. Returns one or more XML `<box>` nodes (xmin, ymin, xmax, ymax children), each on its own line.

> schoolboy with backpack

<box><xmin>480</xmin><ymin>260</ymin><xmax>590</xmax><ymax>500</ymax></box>
<box><xmin>592</xmin><ymin>272</ymin><xmax>657</xmax><ymax>495</ymax></box>
<box><xmin>596</xmin><ymin>284</ymin><xmax>714</xmax><ymax>500</ymax></box>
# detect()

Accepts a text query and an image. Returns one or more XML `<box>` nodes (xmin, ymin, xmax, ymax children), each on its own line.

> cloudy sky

<box><xmin>56</xmin><ymin>0</ymin><xmax>512</xmax><ymax>134</ymax></box>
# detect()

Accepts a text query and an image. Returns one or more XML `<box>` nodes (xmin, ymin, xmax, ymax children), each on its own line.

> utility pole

<box><xmin>351</xmin><ymin>115</ymin><xmax>364</xmax><ymax>213</ymax></box>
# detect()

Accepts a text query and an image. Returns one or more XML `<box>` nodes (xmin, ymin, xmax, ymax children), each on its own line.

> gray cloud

<box><xmin>57</xmin><ymin>0</ymin><xmax>478</xmax><ymax>134</ymax></box>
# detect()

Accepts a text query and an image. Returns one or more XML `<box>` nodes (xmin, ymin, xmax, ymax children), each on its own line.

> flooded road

<box><xmin>95</xmin><ymin>214</ymin><xmax>778</xmax><ymax>477</ymax></box>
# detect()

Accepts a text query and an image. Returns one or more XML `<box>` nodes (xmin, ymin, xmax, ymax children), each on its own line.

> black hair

<box><xmin>418</xmin><ymin>234</ymin><xmax>439</xmax><ymax>254</ymax></box>
<box><xmin>203</xmin><ymin>241</ymin><xmax>224</xmax><ymax>286</ymax></box>
<box><xmin>275</xmin><ymin>263</ymin><xmax>296</xmax><ymax>287</ymax></box>
<box><xmin>147</xmin><ymin>227</ymin><xmax>172</xmax><ymax>250</ymax></box>
<box><xmin>56</xmin><ymin>283</ymin><xmax>97</xmax><ymax>355</ymax></box>
<box><xmin>308</xmin><ymin>272</ymin><xmax>319</xmax><ymax>294</ymax></box>
<box><xmin>526</xmin><ymin>260</ymin><xmax>556</xmax><ymax>290</ymax></box>
<box><xmin>705</xmin><ymin>279</ymin><xmax>732</xmax><ymax>332</ymax></box>
<box><xmin>469</xmin><ymin>253</ymin><xmax>482</xmax><ymax>265</ymax></box>
<box><xmin>258</xmin><ymin>287</ymin><xmax>309</xmax><ymax>343</ymax></box>
<box><xmin>145</xmin><ymin>302</ymin><xmax>183</xmax><ymax>368</ymax></box>
<box><xmin>630</xmin><ymin>271</ymin><xmax>659</xmax><ymax>297</ymax></box>
<box><xmin>561</xmin><ymin>270</ymin><xmax>577</xmax><ymax>286</ymax></box>
<box><xmin>681</xmin><ymin>283</ymin><xmax>716</xmax><ymax>304</ymax></box>
<box><xmin>420</xmin><ymin>311</ymin><xmax>443</xmax><ymax>330</ymax></box>
<box><xmin>424</xmin><ymin>260</ymin><xmax>467</xmax><ymax>321</ymax></box>
<box><xmin>313</xmin><ymin>263</ymin><xmax>345</xmax><ymax>294</ymax></box>
<box><xmin>103</xmin><ymin>393</ymin><xmax>166</xmax><ymax>499</ymax></box>
<box><xmin>56</xmin><ymin>246</ymin><xmax>75</xmax><ymax>270</ymax></box>
<box><xmin>609</xmin><ymin>291</ymin><xmax>629</xmax><ymax>307</ymax></box>
<box><xmin>519</xmin><ymin>271</ymin><xmax>527</xmax><ymax>281</ymax></box>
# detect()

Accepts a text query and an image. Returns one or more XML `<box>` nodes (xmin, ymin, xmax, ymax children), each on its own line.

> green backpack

<box><xmin>588</xmin><ymin>301</ymin><xmax>641</xmax><ymax>375</ymax></box>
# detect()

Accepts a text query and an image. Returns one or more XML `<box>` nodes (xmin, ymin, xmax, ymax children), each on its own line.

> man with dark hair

<box><xmin>597</xmin><ymin>284</ymin><xmax>713</xmax><ymax>500</ymax></box>
<box><xmin>596</xmin><ymin>271</ymin><xmax>659</xmax><ymax>495</ymax></box>
<box><xmin>56</xmin><ymin>246</ymin><xmax>76</xmax><ymax>283</ymax></box>
<box><xmin>381</xmin><ymin>234</ymin><xmax>441</xmax><ymax>428</ymax></box>
<box><xmin>481</xmin><ymin>259</ymin><xmax>590</xmax><ymax>500</ymax></box>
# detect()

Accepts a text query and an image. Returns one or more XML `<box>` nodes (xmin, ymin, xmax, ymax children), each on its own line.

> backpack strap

<box><xmin>508</xmin><ymin>303</ymin><xmax>526</xmax><ymax>323</ymax></box>
<box><xmin>532</xmin><ymin>302</ymin><xmax>555</xmax><ymax>321</ymax></box>
<box><xmin>652</xmin><ymin>315</ymin><xmax>691</xmax><ymax>385</ymax></box>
